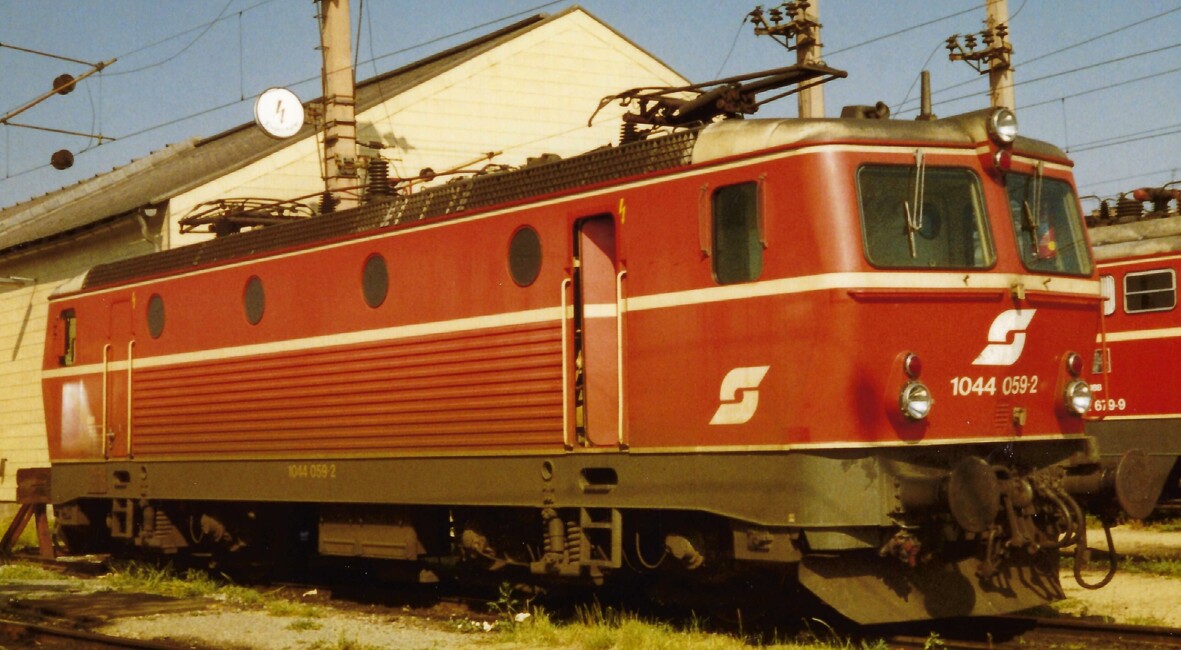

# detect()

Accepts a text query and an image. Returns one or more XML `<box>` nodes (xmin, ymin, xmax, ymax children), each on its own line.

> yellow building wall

<box><xmin>0</xmin><ymin>222</ymin><xmax>153</xmax><ymax>502</ymax></box>
<box><xmin>168</xmin><ymin>10</ymin><xmax>686</xmax><ymax>245</ymax></box>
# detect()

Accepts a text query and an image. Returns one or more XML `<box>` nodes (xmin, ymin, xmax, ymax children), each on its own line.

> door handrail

<box><xmin>126</xmin><ymin>340</ymin><xmax>135</xmax><ymax>458</ymax></box>
<box><xmin>560</xmin><ymin>278</ymin><xmax>572</xmax><ymax>450</ymax></box>
<box><xmin>616</xmin><ymin>269</ymin><xmax>627</xmax><ymax>449</ymax></box>
<box><xmin>101</xmin><ymin>343</ymin><xmax>111</xmax><ymax>459</ymax></box>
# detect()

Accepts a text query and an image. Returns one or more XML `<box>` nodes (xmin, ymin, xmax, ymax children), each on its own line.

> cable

<box><xmin>1078</xmin><ymin>167</ymin><xmax>1181</xmax><ymax>195</ymax></box>
<box><xmin>1020</xmin><ymin>65</ymin><xmax>1181</xmax><ymax>110</ymax></box>
<box><xmin>1008</xmin><ymin>0</ymin><xmax>1028</xmax><ymax>21</ymax></box>
<box><xmin>826</xmin><ymin>3</ymin><xmax>983</xmax><ymax>58</ymax></box>
<box><xmin>895</xmin><ymin>41</ymin><xmax>945</xmax><ymax>113</ymax></box>
<box><xmin>105</xmin><ymin>0</ymin><xmax>236</xmax><ymax>77</ymax></box>
<box><xmin>904</xmin><ymin>6</ymin><xmax>1181</xmax><ymax>108</ymax></box>
<box><xmin>899</xmin><ymin>39</ymin><xmax>1181</xmax><ymax>114</ymax></box>
<box><xmin>108</xmin><ymin>0</ymin><xmax>282</xmax><ymax>66</ymax></box>
<box><xmin>359</xmin><ymin>0</ymin><xmax>564</xmax><ymax>73</ymax></box>
<box><xmin>1069</xmin><ymin>124</ymin><xmax>1181</xmax><ymax>154</ymax></box>
<box><xmin>0</xmin><ymin>1</ymin><xmax>568</xmax><ymax>190</ymax></box>
<box><xmin>713</xmin><ymin>15</ymin><xmax>748</xmax><ymax>79</ymax></box>
<box><xmin>1023</xmin><ymin>5</ymin><xmax>1181</xmax><ymax>67</ymax></box>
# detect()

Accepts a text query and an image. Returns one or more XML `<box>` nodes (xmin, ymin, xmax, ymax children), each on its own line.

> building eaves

<box><xmin>0</xmin><ymin>7</ymin><xmax>673</xmax><ymax>260</ymax></box>
<box><xmin>0</xmin><ymin>139</ymin><xmax>198</xmax><ymax>255</ymax></box>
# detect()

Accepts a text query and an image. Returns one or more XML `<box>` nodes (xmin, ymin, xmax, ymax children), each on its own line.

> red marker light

<box><xmin>904</xmin><ymin>353</ymin><xmax>922</xmax><ymax>379</ymax></box>
<box><xmin>993</xmin><ymin>148</ymin><xmax>1012</xmax><ymax>174</ymax></box>
<box><xmin>1065</xmin><ymin>352</ymin><xmax>1083</xmax><ymax>377</ymax></box>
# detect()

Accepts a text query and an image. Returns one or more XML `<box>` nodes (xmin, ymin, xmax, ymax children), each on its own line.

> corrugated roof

<box><xmin>0</xmin><ymin>10</ymin><xmax>564</xmax><ymax>256</ymax></box>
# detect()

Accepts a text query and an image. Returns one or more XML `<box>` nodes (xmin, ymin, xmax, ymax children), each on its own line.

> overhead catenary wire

<box><xmin>1020</xmin><ymin>65</ymin><xmax>1181</xmax><ymax>110</ymax></box>
<box><xmin>897</xmin><ymin>39</ymin><xmax>1181</xmax><ymax>114</ymax></box>
<box><xmin>3</xmin><ymin>3</ymin><xmax>1180</xmax><ymax>209</ymax></box>
<box><xmin>104</xmin><ymin>0</ymin><xmax>237</xmax><ymax>77</ymax></box>
<box><xmin>1068</xmin><ymin>122</ymin><xmax>1181</xmax><ymax>154</ymax></box>
<box><xmin>899</xmin><ymin>5</ymin><xmax>1181</xmax><ymax>110</ymax></box>
<box><xmin>1078</xmin><ymin>167</ymin><xmax>1181</xmax><ymax>196</ymax></box>
<box><xmin>826</xmin><ymin>3</ymin><xmax>983</xmax><ymax>58</ymax></box>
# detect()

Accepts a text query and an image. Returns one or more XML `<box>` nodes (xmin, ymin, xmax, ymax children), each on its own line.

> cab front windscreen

<box><xmin>858</xmin><ymin>165</ymin><xmax>993</xmax><ymax>269</ymax></box>
<box><xmin>1005</xmin><ymin>173</ymin><xmax>1092</xmax><ymax>276</ymax></box>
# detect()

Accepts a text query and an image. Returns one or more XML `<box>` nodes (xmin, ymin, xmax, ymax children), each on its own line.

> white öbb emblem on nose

<box><xmin>709</xmin><ymin>366</ymin><xmax>771</xmax><ymax>425</ymax></box>
<box><xmin>973</xmin><ymin>309</ymin><xmax>1037</xmax><ymax>366</ymax></box>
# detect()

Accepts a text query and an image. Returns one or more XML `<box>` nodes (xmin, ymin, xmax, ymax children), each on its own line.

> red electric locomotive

<box><xmin>40</xmin><ymin>68</ymin><xmax>1136</xmax><ymax>623</ymax></box>
<box><xmin>1087</xmin><ymin>187</ymin><xmax>1181</xmax><ymax>517</ymax></box>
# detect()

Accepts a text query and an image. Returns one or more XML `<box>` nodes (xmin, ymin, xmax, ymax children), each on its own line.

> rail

<box><xmin>874</xmin><ymin>614</ymin><xmax>1181</xmax><ymax>649</ymax></box>
<box><xmin>0</xmin><ymin>616</ymin><xmax>185</xmax><ymax>649</ymax></box>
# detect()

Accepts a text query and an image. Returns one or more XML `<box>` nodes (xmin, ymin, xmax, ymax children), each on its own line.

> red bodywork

<box><xmin>41</xmin><ymin>135</ymin><xmax>1100</xmax><ymax>463</ymax></box>
<box><xmin>1092</xmin><ymin>253</ymin><xmax>1181</xmax><ymax>418</ymax></box>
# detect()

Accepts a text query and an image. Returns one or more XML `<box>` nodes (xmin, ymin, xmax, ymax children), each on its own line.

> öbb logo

<box><xmin>972</xmin><ymin>309</ymin><xmax>1036</xmax><ymax>366</ymax></box>
<box><xmin>710</xmin><ymin>366</ymin><xmax>770</xmax><ymax>425</ymax></box>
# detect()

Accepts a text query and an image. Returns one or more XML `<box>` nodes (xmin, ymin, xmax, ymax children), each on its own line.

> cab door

<box><xmin>572</xmin><ymin>215</ymin><xmax>623</xmax><ymax>447</ymax></box>
<box><xmin>104</xmin><ymin>299</ymin><xmax>134</xmax><ymax>459</ymax></box>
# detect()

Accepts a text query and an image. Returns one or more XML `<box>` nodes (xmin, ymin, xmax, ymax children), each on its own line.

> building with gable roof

<box><xmin>0</xmin><ymin>7</ymin><xmax>685</xmax><ymax>501</ymax></box>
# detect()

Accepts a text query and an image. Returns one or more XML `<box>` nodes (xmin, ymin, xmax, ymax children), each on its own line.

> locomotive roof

<box><xmin>63</xmin><ymin>111</ymin><xmax>1068</xmax><ymax>295</ymax></box>
<box><xmin>693</xmin><ymin>109</ymin><xmax>1066</xmax><ymax>163</ymax></box>
<box><xmin>1090</xmin><ymin>215</ymin><xmax>1181</xmax><ymax>261</ymax></box>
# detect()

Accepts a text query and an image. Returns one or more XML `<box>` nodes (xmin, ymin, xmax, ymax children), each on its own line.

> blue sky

<box><xmin>1</xmin><ymin>1</ymin><xmax>1178</xmax><ymax>212</ymax></box>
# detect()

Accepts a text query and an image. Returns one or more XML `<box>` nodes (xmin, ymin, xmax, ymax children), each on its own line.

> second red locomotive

<box><xmin>39</xmin><ymin>78</ymin><xmax>1135</xmax><ymax>623</ymax></box>
<box><xmin>1087</xmin><ymin>187</ymin><xmax>1181</xmax><ymax>517</ymax></box>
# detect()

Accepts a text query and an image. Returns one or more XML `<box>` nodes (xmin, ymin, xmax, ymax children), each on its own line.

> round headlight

<box><xmin>987</xmin><ymin>107</ymin><xmax>1018</xmax><ymax>145</ymax></box>
<box><xmin>1064</xmin><ymin>379</ymin><xmax>1092</xmax><ymax>415</ymax></box>
<box><xmin>900</xmin><ymin>381</ymin><xmax>934</xmax><ymax>420</ymax></box>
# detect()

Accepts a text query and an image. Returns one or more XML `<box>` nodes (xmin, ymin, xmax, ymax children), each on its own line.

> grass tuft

<box><xmin>307</xmin><ymin>634</ymin><xmax>383</xmax><ymax>650</ymax></box>
<box><xmin>0</xmin><ymin>563</ymin><xmax>70</xmax><ymax>582</ymax></box>
<box><xmin>285</xmin><ymin>618</ymin><xmax>323</xmax><ymax>631</ymax></box>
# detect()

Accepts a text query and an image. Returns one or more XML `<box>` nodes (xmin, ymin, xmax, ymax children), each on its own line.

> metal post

<box><xmin>986</xmin><ymin>0</ymin><xmax>1014</xmax><ymax>109</ymax></box>
<box><xmin>796</xmin><ymin>0</ymin><xmax>824</xmax><ymax>118</ymax></box>
<box><xmin>319</xmin><ymin>0</ymin><xmax>358</xmax><ymax>211</ymax></box>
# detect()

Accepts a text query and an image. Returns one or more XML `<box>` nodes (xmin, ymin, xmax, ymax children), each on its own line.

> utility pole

<box><xmin>985</xmin><ymin>0</ymin><xmax>1013</xmax><ymax>109</ymax></box>
<box><xmin>795</xmin><ymin>1</ymin><xmax>823</xmax><ymax>118</ymax></box>
<box><xmin>750</xmin><ymin>1</ymin><xmax>825</xmax><ymax>118</ymax></box>
<box><xmin>946</xmin><ymin>0</ymin><xmax>1013</xmax><ymax>109</ymax></box>
<box><xmin>319</xmin><ymin>0</ymin><xmax>358</xmax><ymax>211</ymax></box>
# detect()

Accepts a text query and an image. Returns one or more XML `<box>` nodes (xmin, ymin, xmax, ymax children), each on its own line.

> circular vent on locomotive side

<box><xmin>508</xmin><ymin>226</ymin><xmax>542</xmax><ymax>287</ymax></box>
<box><xmin>243</xmin><ymin>276</ymin><xmax>266</xmax><ymax>325</ymax></box>
<box><xmin>362</xmin><ymin>253</ymin><xmax>389</xmax><ymax>308</ymax></box>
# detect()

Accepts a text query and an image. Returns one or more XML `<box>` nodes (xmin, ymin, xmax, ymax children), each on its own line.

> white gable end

<box><xmin>169</xmin><ymin>9</ymin><xmax>686</xmax><ymax>245</ymax></box>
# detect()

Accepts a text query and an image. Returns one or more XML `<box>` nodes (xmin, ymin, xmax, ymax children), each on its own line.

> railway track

<box><xmin>877</xmin><ymin>615</ymin><xmax>1181</xmax><ymax>649</ymax></box>
<box><xmin>6</xmin><ymin>551</ymin><xmax>1181</xmax><ymax>649</ymax></box>
<box><xmin>0</xmin><ymin>616</ymin><xmax>187</xmax><ymax>649</ymax></box>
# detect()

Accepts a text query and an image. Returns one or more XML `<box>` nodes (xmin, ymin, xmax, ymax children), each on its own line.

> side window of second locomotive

<box><xmin>713</xmin><ymin>182</ymin><xmax>762</xmax><ymax>284</ymax></box>
<box><xmin>1124</xmin><ymin>269</ymin><xmax>1176</xmax><ymax>313</ymax></box>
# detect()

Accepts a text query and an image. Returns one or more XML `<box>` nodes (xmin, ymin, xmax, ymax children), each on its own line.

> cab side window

<box><xmin>713</xmin><ymin>182</ymin><xmax>762</xmax><ymax>284</ymax></box>
<box><xmin>59</xmin><ymin>309</ymin><xmax>77</xmax><ymax>366</ymax></box>
<box><xmin>1124</xmin><ymin>269</ymin><xmax>1176</xmax><ymax>313</ymax></box>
